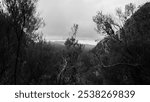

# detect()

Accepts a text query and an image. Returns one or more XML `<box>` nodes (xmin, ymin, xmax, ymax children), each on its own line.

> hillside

<box><xmin>50</xmin><ymin>40</ymin><xmax>95</xmax><ymax>51</ymax></box>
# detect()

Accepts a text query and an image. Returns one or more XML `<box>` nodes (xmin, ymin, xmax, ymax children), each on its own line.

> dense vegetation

<box><xmin>0</xmin><ymin>0</ymin><xmax>150</xmax><ymax>85</ymax></box>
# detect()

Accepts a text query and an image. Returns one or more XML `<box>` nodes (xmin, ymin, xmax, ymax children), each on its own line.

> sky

<box><xmin>37</xmin><ymin>0</ymin><xmax>149</xmax><ymax>45</ymax></box>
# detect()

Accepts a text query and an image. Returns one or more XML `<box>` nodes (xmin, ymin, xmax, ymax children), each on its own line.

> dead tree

<box><xmin>57</xmin><ymin>56</ymin><xmax>67</xmax><ymax>84</ymax></box>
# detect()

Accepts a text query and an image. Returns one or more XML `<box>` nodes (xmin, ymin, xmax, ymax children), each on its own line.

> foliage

<box><xmin>0</xmin><ymin>1</ymin><xmax>150</xmax><ymax>85</ymax></box>
<box><xmin>92</xmin><ymin>2</ymin><xmax>150</xmax><ymax>84</ymax></box>
<box><xmin>65</xmin><ymin>24</ymin><xmax>84</xmax><ymax>65</ymax></box>
<box><xmin>0</xmin><ymin>0</ymin><xmax>44</xmax><ymax>84</ymax></box>
<box><xmin>56</xmin><ymin>24</ymin><xmax>85</xmax><ymax>84</ymax></box>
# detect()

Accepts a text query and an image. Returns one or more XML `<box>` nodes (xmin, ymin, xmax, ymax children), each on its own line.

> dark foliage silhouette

<box><xmin>0</xmin><ymin>1</ymin><xmax>150</xmax><ymax>85</ymax></box>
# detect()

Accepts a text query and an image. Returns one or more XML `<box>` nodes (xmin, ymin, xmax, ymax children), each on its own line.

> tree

<box><xmin>116</xmin><ymin>3</ymin><xmax>136</xmax><ymax>26</ymax></box>
<box><xmin>3</xmin><ymin>0</ymin><xmax>44</xmax><ymax>84</ymax></box>
<box><xmin>93</xmin><ymin>3</ymin><xmax>136</xmax><ymax>42</ymax></box>
<box><xmin>93</xmin><ymin>3</ymin><xmax>137</xmax><ymax>63</ymax></box>
<box><xmin>92</xmin><ymin>3</ymin><xmax>150</xmax><ymax>84</ymax></box>
<box><xmin>57</xmin><ymin>24</ymin><xmax>84</xmax><ymax>84</ymax></box>
<box><xmin>93</xmin><ymin>12</ymin><xmax>118</xmax><ymax>40</ymax></box>
<box><xmin>65</xmin><ymin>24</ymin><xmax>84</xmax><ymax>65</ymax></box>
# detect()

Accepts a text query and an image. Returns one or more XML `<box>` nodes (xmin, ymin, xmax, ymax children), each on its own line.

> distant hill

<box><xmin>50</xmin><ymin>41</ymin><xmax>65</xmax><ymax>50</ymax></box>
<box><xmin>51</xmin><ymin>41</ymin><xmax>65</xmax><ymax>46</ymax></box>
<box><xmin>50</xmin><ymin>40</ymin><xmax>95</xmax><ymax>51</ymax></box>
<box><xmin>84</xmin><ymin>44</ymin><xmax>95</xmax><ymax>51</ymax></box>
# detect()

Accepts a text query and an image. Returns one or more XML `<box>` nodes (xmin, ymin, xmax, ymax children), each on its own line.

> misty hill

<box><xmin>50</xmin><ymin>40</ymin><xmax>95</xmax><ymax>51</ymax></box>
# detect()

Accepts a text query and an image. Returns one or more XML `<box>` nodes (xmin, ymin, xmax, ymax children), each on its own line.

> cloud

<box><xmin>37</xmin><ymin>0</ymin><xmax>149</xmax><ymax>41</ymax></box>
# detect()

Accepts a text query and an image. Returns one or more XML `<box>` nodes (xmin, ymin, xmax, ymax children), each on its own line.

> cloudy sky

<box><xmin>37</xmin><ymin>0</ymin><xmax>148</xmax><ymax>44</ymax></box>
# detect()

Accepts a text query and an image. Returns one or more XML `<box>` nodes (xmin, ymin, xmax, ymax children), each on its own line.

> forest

<box><xmin>0</xmin><ymin>0</ymin><xmax>150</xmax><ymax>85</ymax></box>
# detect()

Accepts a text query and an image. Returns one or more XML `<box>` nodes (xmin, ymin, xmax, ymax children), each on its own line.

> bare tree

<box><xmin>57</xmin><ymin>56</ymin><xmax>68</xmax><ymax>84</ymax></box>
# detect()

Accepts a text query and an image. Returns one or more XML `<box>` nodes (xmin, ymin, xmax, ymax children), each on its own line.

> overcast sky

<box><xmin>37</xmin><ymin>0</ymin><xmax>148</xmax><ymax>44</ymax></box>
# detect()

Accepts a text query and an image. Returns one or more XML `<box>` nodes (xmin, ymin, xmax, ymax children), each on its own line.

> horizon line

<box><xmin>48</xmin><ymin>39</ymin><xmax>98</xmax><ymax>45</ymax></box>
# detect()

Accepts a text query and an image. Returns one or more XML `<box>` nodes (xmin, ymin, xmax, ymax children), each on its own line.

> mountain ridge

<box><xmin>50</xmin><ymin>40</ymin><xmax>96</xmax><ymax>51</ymax></box>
